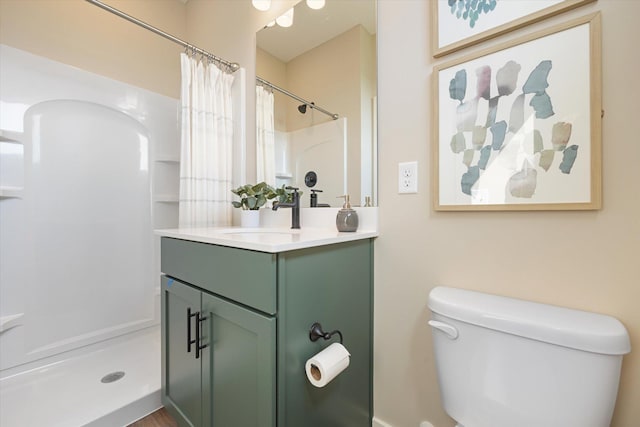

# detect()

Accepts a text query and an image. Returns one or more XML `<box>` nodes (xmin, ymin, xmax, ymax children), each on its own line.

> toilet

<box><xmin>428</xmin><ymin>286</ymin><xmax>631</xmax><ymax>427</ymax></box>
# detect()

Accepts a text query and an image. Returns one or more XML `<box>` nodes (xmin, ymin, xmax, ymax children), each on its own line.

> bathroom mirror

<box><xmin>256</xmin><ymin>0</ymin><xmax>377</xmax><ymax>207</ymax></box>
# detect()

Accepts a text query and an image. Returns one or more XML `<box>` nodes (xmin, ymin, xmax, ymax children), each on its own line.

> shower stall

<box><xmin>0</xmin><ymin>44</ymin><xmax>179</xmax><ymax>426</ymax></box>
<box><xmin>0</xmin><ymin>1</ymin><xmax>246</xmax><ymax>424</ymax></box>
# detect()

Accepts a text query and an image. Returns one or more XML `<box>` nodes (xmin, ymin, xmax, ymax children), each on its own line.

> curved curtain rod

<box><xmin>84</xmin><ymin>0</ymin><xmax>240</xmax><ymax>72</ymax></box>
<box><xmin>257</xmin><ymin>77</ymin><xmax>339</xmax><ymax>120</ymax></box>
<box><xmin>85</xmin><ymin>0</ymin><xmax>338</xmax><ymax>120</ymax></box>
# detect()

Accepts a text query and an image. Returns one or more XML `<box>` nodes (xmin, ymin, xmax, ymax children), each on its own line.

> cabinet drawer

<box><xmin>161</xmin><ymin>237</ymin><xmax>277</xmax><ymax>315</ymax></box>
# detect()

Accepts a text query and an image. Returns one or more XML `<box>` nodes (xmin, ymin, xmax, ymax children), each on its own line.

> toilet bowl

<box><xmin>428</xmin><ymin>286</ymin><xmax>631</xmax><ymax>427</ymax></box>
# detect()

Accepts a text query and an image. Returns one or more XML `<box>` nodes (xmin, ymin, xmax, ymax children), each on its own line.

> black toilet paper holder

<box><xmin>309</xmin><ymin>322</ymin><xmax>343</xmax><ymax>344</ymax></box>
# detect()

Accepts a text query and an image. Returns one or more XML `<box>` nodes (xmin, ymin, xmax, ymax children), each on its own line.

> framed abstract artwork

<box><xmin>433</xmin><ymin>13</ymin><xmax>601</xmax><ymax>211</ymax></box>
<box><xmin>432</xmin><ymin>0</ymin><xmax>596</xmax><ymax>57</ymax></box>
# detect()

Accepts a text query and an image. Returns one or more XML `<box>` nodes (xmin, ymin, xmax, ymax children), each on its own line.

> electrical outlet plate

<box><xmin>398</xmin><ymin>161</ymin><xmax>418</xmax><ymax>193</ymax></box>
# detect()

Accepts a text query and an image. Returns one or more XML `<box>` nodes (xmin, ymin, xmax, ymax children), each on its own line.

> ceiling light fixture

<box><xmin>252</xmin><ymin>0</ymin><xmax>271</xmax><ymax>12</ymax></box>
<box><xmin>276</xmin><ymin>7</ymin><xmax>294</xmax><ymax>28</ymax></box>
<box><xmin>306</xmin><ymin>0</ymin><xmax>325</xmax><ymax>10</ymax></box>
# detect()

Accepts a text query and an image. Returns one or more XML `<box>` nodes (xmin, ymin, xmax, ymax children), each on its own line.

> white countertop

<box><xmin>155</xmin><ymin>227</ymin><xmax>378</xmax><ymax>253</ymax></box>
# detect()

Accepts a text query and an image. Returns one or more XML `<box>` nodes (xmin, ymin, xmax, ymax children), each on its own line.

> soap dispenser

<box><xmin>336</xmin><ymin>195</ymin><xmax>358</xmax><ymax>232</ymax></box>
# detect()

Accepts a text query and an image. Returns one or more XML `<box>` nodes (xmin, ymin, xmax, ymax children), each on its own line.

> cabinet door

<box><xmin>201</xmin><ymin>292</ymin><xmax>276</xmax><ymax>427</ymax></box>
<box><xmin>162</xmin><ymin>276</ymin><xmax>202</xmax><ymax>427</ymax></box>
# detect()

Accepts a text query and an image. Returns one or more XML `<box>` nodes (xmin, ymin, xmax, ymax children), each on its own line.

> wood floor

<box><xmin>128</xmin><ymin>408</ymin><xmax>177</xmax><ymax>427</ymax></box>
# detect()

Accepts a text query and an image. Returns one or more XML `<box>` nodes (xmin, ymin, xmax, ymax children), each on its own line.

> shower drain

<box><xmin>101</xmin><ymin>371</ymin><xmax>125</xmax><ymax>384</ymax></box>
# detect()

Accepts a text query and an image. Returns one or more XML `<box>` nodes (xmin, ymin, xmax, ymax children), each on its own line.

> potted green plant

<box><xmin>271</xmin><ymin>184</ymin><xmax>298</xmax><ymax>204</ymax></box>
<box><xmin>231</xmin><ymin>182</ymin><xmax>276</xmax><ymax>227</ymax></box>
<box><xmin>231</xmin><ymin>182</ymin><xmax>275</xmax><ymax>210</ymax></box>
<box><xmin>231</xmin><ymin>183</ymin><xmax>301</xmax><ymax>227</ymax></box>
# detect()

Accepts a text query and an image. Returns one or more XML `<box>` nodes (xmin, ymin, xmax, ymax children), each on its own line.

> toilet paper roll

<box><xmin>305</xmin><ymin>342</ymin><xmax>350</xmax><ymax>388</ymax></box>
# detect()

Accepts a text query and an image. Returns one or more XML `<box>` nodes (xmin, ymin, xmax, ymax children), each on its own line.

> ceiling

<box><xmin>256</xmin><ymin>0</ymin><xmax>376</xmax><ymax>63</ymax></box>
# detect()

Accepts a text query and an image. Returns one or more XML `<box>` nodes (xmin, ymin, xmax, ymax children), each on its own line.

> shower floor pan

<box><xmin>0</xmin><ymin>325</ymin><xmax>161</xmax><ymax>427</ymax></box>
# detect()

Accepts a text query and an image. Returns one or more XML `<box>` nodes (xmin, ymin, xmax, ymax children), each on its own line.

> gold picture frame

<box><xmin>433</xmin><ymin>13</ymin><xmax>602</xmax><ymax>211</ymax></box>
<box><xmin>432</xmin><ymin>0</ymin><xmax>596</xmax><ymax>57</ymax></box>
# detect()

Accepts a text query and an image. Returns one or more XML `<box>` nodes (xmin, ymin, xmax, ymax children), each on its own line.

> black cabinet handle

<box><xmin>195</xmin><ymin>312</ymin><xmax>209</xmax><ymax>359</ymax></box>
<box><xmin>187</xmin><ymin>308</ymin><xmax>197</xmax><ymax>353</ymax></box>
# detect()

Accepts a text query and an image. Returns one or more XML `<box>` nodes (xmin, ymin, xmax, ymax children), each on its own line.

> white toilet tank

<box><xmin>428</xmin><ymin>286</ymin><xmax>631</xmax><ymax>427</ymax></box>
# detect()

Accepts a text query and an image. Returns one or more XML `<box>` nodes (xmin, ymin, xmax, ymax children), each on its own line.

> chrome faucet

<box><xmin>272</xmin><ymin>186</ymin><xmax>300</xmax><ymax>229</ymax></box>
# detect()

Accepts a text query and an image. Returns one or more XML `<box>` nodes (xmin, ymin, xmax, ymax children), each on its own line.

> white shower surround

<box><xmin>0</xmin><ymin>45</ymin><xmax>179</xmax><ymax>425</ymax></box>
<box><xmin>274</xmin><ymin>118</ymin><xmax>347</xmax><ymax>207</ymax></box>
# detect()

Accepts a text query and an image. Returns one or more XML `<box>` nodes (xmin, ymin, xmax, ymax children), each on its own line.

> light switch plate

<box><xmin>398</xmin><ymin>161</ymin><xmax>418</xmax><ymax>194</ymax></box>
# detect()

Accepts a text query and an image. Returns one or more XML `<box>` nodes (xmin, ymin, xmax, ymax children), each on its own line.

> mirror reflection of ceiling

<box><xmin>257</xmin><ymin>0</ymin><xmax>376</xmax><ymax>62</ymax></box>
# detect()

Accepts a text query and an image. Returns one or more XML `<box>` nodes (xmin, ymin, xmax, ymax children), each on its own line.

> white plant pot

<box><xmin>240</xmin><ymin>210</ymin><xmax>260</xmax><ymax>228</ymax></box>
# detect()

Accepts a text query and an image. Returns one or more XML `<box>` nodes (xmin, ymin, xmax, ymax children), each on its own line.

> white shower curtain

<box><xmin>256</xmin><ymin>85</ymin><xmax>276</xmax><ymax>186</ymax></box>
<box><xmin>179</xmin><ymin>53</ymin><xmax>235</xmax><ymax>227</ymax></box>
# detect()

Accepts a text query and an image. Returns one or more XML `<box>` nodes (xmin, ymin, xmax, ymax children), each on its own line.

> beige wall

<box><xmin>375</xmin><ymin>1</ymin><xmax>640</xmax><ymax>426</ymax></box>
<box><xmin>0</xmin><ymin>0</ymin><xmax>187</xmax><ymax>98</ymax></box>
<box><xmin>2</xmin><ymin>1</ymin><xmax>638</xmax><ymax>426</ymax></box>
<box><xmin>285</xmin><ymin>25</ymin><xmax>361</xmax><ymax>132</ymax></box>
<box><xmin>256</xmin><ymin>47</ymin><xmax>288</xmax><ymax>130</ymax></box>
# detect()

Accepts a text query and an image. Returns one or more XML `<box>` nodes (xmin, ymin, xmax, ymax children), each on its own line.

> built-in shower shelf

<box><xmin>155</xmin><ymin>155</ymin><xmax>179</xmax><ymax>163</ymax></box>
<box><xmin>0</xmin><ymin>130</ymin><xmax>23</xmax><ymax>144</ymax></box>
<box><xmin>0</xmin><ymin>186</ymin><xmax>24</xmax><ymax>199</ymax></box>
<box><xmin>0</xmin><ymin>313</ymin><xmax>24</xmax><ymax>333</ymax></box>
<box><xmin>154</xmin><ymin>194</ymin><xmax>179</xmax><ymax>203</ymax></box>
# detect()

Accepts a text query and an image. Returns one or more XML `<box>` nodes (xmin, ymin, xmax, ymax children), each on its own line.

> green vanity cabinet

<box><xmin>160</xmin><ymin>236</ymin><xmax>373</xmax><ymax>427</ymax></box>
<box><xmin>161</xmin><ymin>276</ymin><xmax>276</xmax><ymax>427</ymax></box>
<box><xmin>162</xmin><ymin>276</ymin><xmax>203</xmax><ymax>427</ymax></box>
